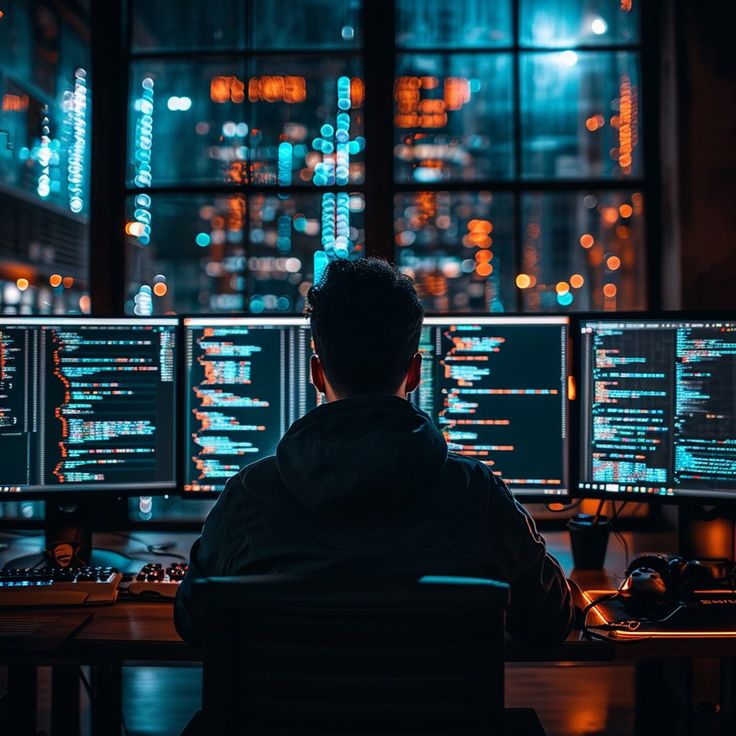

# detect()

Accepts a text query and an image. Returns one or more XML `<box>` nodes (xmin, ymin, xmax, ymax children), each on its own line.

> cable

<box><xmin>582</xmin><ymin>589</ymin><xmax>625</xmax><ymax>639</ymax></box>
<box><xmin>108</xmin><ymin>532</ymin><xmax>188</xmax><ymax>561</ymax></box>
<box><xmin>79</xmin><ymin>667</ymin><xmax>130</xmax><ymax>736</ymax></box>
<box><xmin>612</xmin><ymin>501</ymin><xmax>629</xmax><ymax>520</ymax></box>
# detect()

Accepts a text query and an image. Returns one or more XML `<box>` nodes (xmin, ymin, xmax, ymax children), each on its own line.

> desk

<box><xmin>1</xmin><ymin>530</ymin><xmax>734</xmax><ymax>735</ymax></box>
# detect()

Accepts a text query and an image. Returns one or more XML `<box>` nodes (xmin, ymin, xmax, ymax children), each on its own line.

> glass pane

<box><xmin>128</xmin><ymin>59</ymin><xmax>248</xmax><ymax>187</ymax></box>
<box><xmin>521</xmin><ymin>51</ymin><xmax>642</xmax><ymax>179</ymax></box>
<box><xmin>252</xmin><ymin>0</ymin><xmax>361</xmax><ymax>49</ymax></box>
<box><xmin>395</xmin><ymin>54</ymin><xmax>514</xmax><ymax>182</ymax></box>
<box><xmin>125</xmin><ymin>194</ymin><xmax>247</xmax><ymax>315</ymax></box>
<box><xmin>0</xmin><ymin>0</ymin><xmax>33</xmax><ymax>81</ymax></box>
<box><xmin>129</xmin><ymin>58</ymin><xmax>365</xmax><ymax>187</ymax></box>
<box><xmin>248</xmin><ymin>57</ymin><xmax>365</xmax><ymax>185</ymax></box>
<box><xmin>395</xmin><ymin>191</ymin><xmax>515</xmax><ymax>313</ymax></box>
<box><xmin>0</xmin><ymin>20</ymin><xmax>90</xmax><ymax>211</ymax></box>
<box><xmin>125</xmin><ymin>193</ymin><xmax>364</xmax><ymax>315</ymax></box>
<box><xmin>396</xmin><ymin>0</ymin><xmax>512</xmax><ymax>49</ymax></box>
<box><xmin>520</xmin><ymin>0</ymin><xmax>639</xmax><ymax>48</ymax></box>
<box><xmin>518</xmin><ymin>190</ymin><xmax>645</xmax><ymax>311</ymax></box>
<box><xmin>246</xmin><ymin>192</ymin><xmax>364</xmax><ymax>313</ymax></box>
<box><xmin>0</xmin><ymin>0</ymin><xmax>90</xmax><ymax>315</ymax></box>
<box><xmin>131</xmin><ymin>0</ymin><xmax>245</xmax><ymax>52</ymax></box>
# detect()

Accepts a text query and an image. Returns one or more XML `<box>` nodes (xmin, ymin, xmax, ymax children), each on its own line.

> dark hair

<box><xmin>306</xmin><ymin>258</ymin><xmax>424</xmax><ymax>396</ymax></box>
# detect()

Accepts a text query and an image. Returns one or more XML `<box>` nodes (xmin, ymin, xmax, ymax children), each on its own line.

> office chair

<box><xmin>190</xmin><ymin>574</ymin><xmax>546</xmax><ymax>735</ymax></box>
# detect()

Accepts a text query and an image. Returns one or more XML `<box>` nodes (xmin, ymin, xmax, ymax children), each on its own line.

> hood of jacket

<box><xmin>276</xmin><ymin>394</ymin><xmax>448</xmax><ymax>518</ymax></box>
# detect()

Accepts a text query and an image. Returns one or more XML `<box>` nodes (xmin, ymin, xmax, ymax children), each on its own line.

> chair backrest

<box><xmin>194</xmin><ymin>574</ymin><xmax>509</xmax><ymax>736</ymax></box>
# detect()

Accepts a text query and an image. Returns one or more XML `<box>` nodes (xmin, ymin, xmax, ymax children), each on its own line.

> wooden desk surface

<box><xmin>6</xmin><ymin>528</ymin><xmax>735</xmax><ymax>664</ymax></box>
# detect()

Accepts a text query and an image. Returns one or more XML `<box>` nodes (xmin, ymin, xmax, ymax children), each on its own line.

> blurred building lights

<box><xmin>444</xmin><ymin>77</ymin><xmax>471</xmax><ymax>111</ymax></box>
<box><xmin>133</xmin><ymin>285</ymin><xmax>153</xmax><ymax>316</ymax></box>
<box><xmin>591</xmin><ymin>18</ymin><xmax>608</xmax><ymax>35</ymax></box>
<box><xmin>618</xmin><ymin>74</ymin><xmax>636</xmax><ymax>173</ymax></box>
<box><xmin>2</xmin><ymin>93</ymin><xmax>29</xmax><ymax>111</ymax></box>
<box><xmin>248</xmin><ymin>76</ymin><xmax>306</xmax><ymax>103</ymax></box>
<box><xmin>278</xmin><ymin>141</ymin><xmax>293</xmax><ymax>186</ymax></box>
<box><xmin>580</xmin><ymin>233</ymin><xmax>594</xmax><ymax>248</ymax></box>
<box><xmin>210</xmin><ymin>75</ymin><xmax>245</xmax><ymax>104</ymax></box>
<box><xmin>557</xmin><ymin>291</ymin><xmax>573</xmax><ymax>306</ymax></box>
<box><xmin>570</xmin><ymin>274</ymin><xmax>585</xmax><ymax>289</ymax></box>
<box><xmin>16</xmin><ymin>278</ymin><xmax>29</xmax><ymax>291</ymax></box>
<box><xmin>350</xmin><ymin>77</ymin><xmax>365</xmax><ymax>107</ymax></box>
<box><xmin>585</xmin><ymin>114</ymin><xmax>605</xmax><ymax>132</ymax></box>
<box><xmin>66</xmin><ymin>68</ymin><xmax>87</xmax><ymax>214</ymax></box>
<box><xmin>132</xmin><ymin>78</ymin><xmax>154</xmax><ymax>246</ymax></box>
<box><xmin>166</xmin><ymin>96</ymin><xmax>192</xmax><ymax>111</ymax></box>
<box><xmin>35</xmin><ymin>112</ymin><xmax>53</xmax><ymax>199</ymax></box>
<box><xmin>3</xmin><ymin>283</ymin><xmax>21</xmax><ymax>305</ymax></box>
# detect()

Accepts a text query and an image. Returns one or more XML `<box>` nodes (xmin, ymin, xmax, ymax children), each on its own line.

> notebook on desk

<box><xmin>583</xmin><ymin>589</ymin><xmax>736</xmax><ymax>639</ymax></box>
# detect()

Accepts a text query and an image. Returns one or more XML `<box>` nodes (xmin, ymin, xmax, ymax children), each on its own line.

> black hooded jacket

<box><xmin>175</xmin><ymin>394</ymin><xmax>574</xmax><ymax>646</ymax></box>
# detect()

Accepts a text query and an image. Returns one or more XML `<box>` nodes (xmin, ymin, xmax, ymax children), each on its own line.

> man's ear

<box><xmin>405</xmin><ymin>352</ymin><xmax>422</xmax><ymax>394</ymax></box>
<box><xmin>310</xmin><ymin>354</ymin><xmax>327</xmax><ymax>394</ymax></box>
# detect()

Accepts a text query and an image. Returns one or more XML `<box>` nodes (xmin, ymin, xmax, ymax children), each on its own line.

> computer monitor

<box><xmin>577</xmin><ymin>316</ymin><xmax>736</xmax><ymax>501</ymax></box>
<box><xmin>415</xmin><ymin>317</ymin><xmax>569</xmax><ymax>498</ymax></box>
<box><xmin>183</xmin><ymin>315</ymin><xmax>570</xmax><ymax>498</ymax></box>
<box><xmin>183</xmin><ymin>317</ymin><xmax>315</xmax><ymax>493</ymax></box>
<box><xmin>0</xmin><ymin>317</ymin><xmax>178</xmax><ymax>495</ymax></box>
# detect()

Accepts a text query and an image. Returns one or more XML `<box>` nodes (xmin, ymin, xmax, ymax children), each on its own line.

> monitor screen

<box><xmin>183</xmin><ymin>316</ymin><xmax>569</xmax><ymax>497</ymax></box>
<box><xmin>0</xmin><ymin>318</ymin><xmax>178</xmax><ymax>494</ymax></box>
<box><xmin>415</xmin><ymin>317</ymin><xmax>569</xmax><ymax>497</ymax></box>
<box><xmin>183</xmin><ymin>317</ymin><xmax>315</xmax><ymax>493</ymax></box>
<box><xmin>578</xmin><ymin>318</ymin><xmax>736</xmax><ymax>500</ymax></box>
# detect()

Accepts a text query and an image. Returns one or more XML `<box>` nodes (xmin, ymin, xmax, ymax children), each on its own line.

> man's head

<box><xmin>306</xmin><ymin>258</ymin><xmax>424</xmax><ymax>400</ymax></box>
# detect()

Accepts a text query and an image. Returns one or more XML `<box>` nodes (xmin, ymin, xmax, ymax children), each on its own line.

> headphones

<box><xmin>620</xmin><ymin>554</ymin><xmax>714</xmax><ymax>613</ymax></box>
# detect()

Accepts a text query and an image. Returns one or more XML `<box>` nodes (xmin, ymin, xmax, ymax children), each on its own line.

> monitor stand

<box><xmin>678</xmin><ymin>503</ymin><xmax>736</xmax><ymax>563</ymax></box>
<box><xmin>4</xmin><ymin>496</ymin><xmax>136</xmax><ymax>572</ymax></box>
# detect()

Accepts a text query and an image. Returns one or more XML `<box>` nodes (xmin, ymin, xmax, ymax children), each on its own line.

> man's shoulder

<box><xmin>445</xmin><ymin>451</ymin><xmax>507</xmax><ymax>492</ymax></box>
<box><xmin>442</xmin><ymin>452</ymin><xmax>518</xmax><ymax>513</ymax></box>
<box><xmin>234</xmin><ymin>455</ymin><xmax>280</xmax><ymax>487</ymax></box>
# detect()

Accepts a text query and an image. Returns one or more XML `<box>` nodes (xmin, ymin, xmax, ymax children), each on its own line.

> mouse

<box><xmin>619</xmin><ymin>566</ymin><xmax>669</xmax><ymax>613</ymax></box>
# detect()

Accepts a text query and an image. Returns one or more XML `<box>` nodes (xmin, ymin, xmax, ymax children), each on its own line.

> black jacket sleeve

<box><xmin>486</xmin><ymin>474</ymin><xmax>574</xmax><ymax>647</ymax></box>
<box><xmin>174</xmin><ymin>473</ymin><xmax>247</xmax><ymax>645</ymax></box>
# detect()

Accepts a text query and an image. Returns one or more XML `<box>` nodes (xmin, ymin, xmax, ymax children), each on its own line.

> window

<box><xmin>394</xmin><ymin>0</ymin><xmax>645</xmax><ymax>312</ymax></box>
<box><xmin>124</xmin><ymin>0</ymin><xmax>647</xmax><ymax>315</ymax></box>
<box><xmin>0</xmin><ymin>0</ymin><xmax>91</xmax><ymax>314</ymax></box>
<box><xmin>125</xmin><ymin>0</ymin><xmax>365</xmax><ymax>315</ymax></box>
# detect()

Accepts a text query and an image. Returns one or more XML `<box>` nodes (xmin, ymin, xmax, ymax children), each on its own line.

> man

<box><xmin>175</xmin><ymin>258</ymin><xmax>574</xmax><ymax>646</ymax></box>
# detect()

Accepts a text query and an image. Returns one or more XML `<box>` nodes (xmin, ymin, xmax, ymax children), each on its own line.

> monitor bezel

<box><xmin>570</xmin><ymin>310</ymin><xmax>736</xmax><ymax>505</ymax></box>
<box><xmin>0</xmin><ymin>316</ymin><xmax>180</xmax><ymax>499</ymax></box>
<box><xmin>179</xmin><ymin>313</ymin><xmax>572</xmax><ymax>503</ymax></box>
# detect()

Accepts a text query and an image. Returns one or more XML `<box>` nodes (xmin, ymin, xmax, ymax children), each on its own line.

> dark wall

<box><xmin>663</xmin><ymin>1</ymin><xmax>736</xmax><ymax>309</ymax></box>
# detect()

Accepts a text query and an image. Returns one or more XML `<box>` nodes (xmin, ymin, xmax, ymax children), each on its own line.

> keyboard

<box><xmin>0</xmin><ymin>567</ymin><xmax>122</xmax><ymax>607</ymax></box>
<box><xmin>125</xmin><ymin>562</ymin><xmax>188</xmax><ymax>599</ymax></box>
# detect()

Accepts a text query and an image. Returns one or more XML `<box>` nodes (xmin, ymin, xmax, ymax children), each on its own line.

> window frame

<box><xmin>89</xmin><ymin>0</ymin><xmax>662</xmax><ymax>315</ymax></box>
